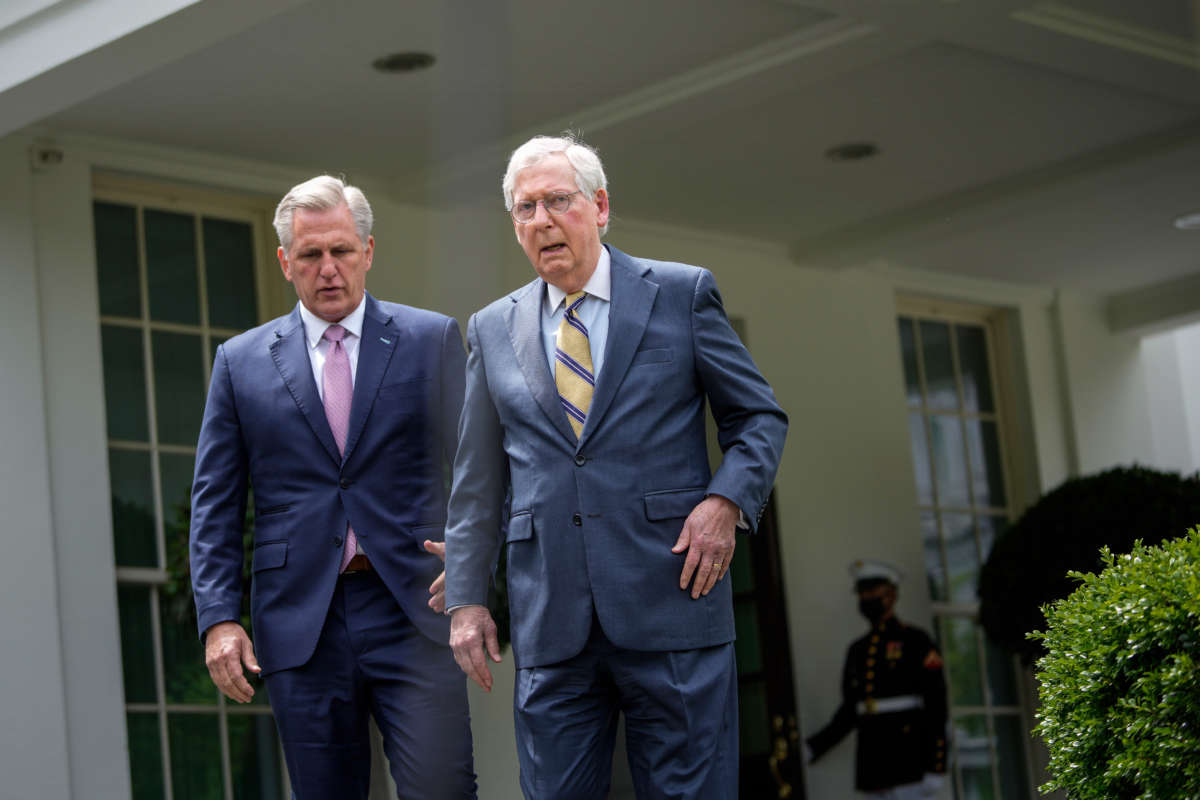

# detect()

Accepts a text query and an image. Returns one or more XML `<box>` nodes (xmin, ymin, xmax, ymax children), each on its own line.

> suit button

<box><xmin>572</xmin><ymin>513</ymin><xmax>582</xmax><ymax>526</ymax></box>
<box><xmin>339</xmin><ymin>478</ymin><xmax>351</xmax><ymax>489</ymax></box>
<box><xmin>333</xmin><ymin>536</ymin><xmax>343</xmax><ymax>547</ymax></box>
<box><xmin>574</xmin><ymin>454</ymin><xmax>586</xmax><ymax>466</ymax></box>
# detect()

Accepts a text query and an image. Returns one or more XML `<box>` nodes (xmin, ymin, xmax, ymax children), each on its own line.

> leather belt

<box><xmin>342</xmin><ymin>554</ymin><xmax>373</xmax><ymax>574</ymax></box>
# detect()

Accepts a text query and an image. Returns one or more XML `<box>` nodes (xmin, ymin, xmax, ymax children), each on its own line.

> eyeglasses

<box><xmin>510</xmin><ymin>190</ymin><xmax>583</xmax><ymax>223</ymax></box>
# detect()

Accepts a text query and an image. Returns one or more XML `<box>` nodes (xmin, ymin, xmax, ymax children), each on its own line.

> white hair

<box><xmin>273</xmin><ymin>175</ymin><xmax>373</xmax><ymax>251</ymax></box>
<box><xmin>502</xmin><ymin>133</ymin><xmax>609</xmax><ymax>236</ymax></box>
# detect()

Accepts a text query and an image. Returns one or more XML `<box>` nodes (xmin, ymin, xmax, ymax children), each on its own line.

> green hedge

<box><xmin>1031</xmin><ymin>530</ymin><xmax>1200</xmax><ymax>799</ymax></box>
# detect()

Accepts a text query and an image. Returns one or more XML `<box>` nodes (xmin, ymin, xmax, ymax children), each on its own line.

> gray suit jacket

<box><xmin>444</xmin><ymin>245</ymin><xmax>787</xmax><ymax>668</ymax></box>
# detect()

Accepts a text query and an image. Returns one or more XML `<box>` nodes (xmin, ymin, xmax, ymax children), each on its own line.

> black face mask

<box><xmin>858</xmin><ymin>597</ymin><xmax>887</xmax><ymax>624</ymax></box>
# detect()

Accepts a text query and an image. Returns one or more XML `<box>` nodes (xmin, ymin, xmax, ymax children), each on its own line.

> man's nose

<box><xmin>531</xmin><ymin>201</ymin><xmax>555</xmax><ymax>226</ymax></box>
<box><xmin>318</xmin><ymin>254</ymin><xmax>338</xmax><ymax>275</ymax></box>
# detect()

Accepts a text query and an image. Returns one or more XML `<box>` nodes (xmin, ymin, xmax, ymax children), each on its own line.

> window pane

<box><xmin>943</xmin><ymin>512</ymin><xmax>979</xmax><ymax>604</ymax></box>
<box><xmin>228</xmin><ymin>714</ymin><xmax>286</xmax><ymax>800</ymax></box>
<box><xmin>117</xmin><ymin>584</ymin><xmax>157</xmax><ymax>704</ymax></box>
<box><xmin>168</xmin><ymin>713</ymin><xmax>223</xmax><ymax>800</ymax></box>
<box><xmin>109</xmin><ymin>448</ymin><xmax>157</xmax><ymax>568</ymax></box>
<box><xmin>203</xmin><ymin>217</ymin><xmax>258</xmax><ymax>331</ymax></box>
<box><xmin>126</xmin><ymin>712</ymin><xmax>165</xmax><ymax>800</ymax></box>
<box><xmin>921</xmin><ymin>511</ymin><xmax>947</xmax><ymax>602</ymax></box>
<box><xmin>94</xmin><ymin>202</ymin><xmax>141</xmax><ymax>318</ymax></box>
<box><xmin>738</xmin><ymin>680</ymin><xmax>769</xmax><ymax>757</ymax></box>
<box><xmin>984</xmin><ymin>635</ymin><xmax>1019</xmax><ymax>707</ymax></box>
<box><xmin>145</xmin><ymin>209</ymin><xmax>200</xmax><ymax>325</ymax></box>
<box><xmin>161</xmin><ymin>452</ymin><xmax>195</xmax><ymax>561</ymax></box>
<box><xmin>955</xmin><ymin>325</ymin><xmax>995</xmax><ymax>414</ymax></box>
<box><xmin>919</xmin><ymin>320</ymin><xmax>957</xmax><ymax>410</ymax></box>
<box><xmin>929</xmin><ymin>415</ymin><xmax>969</xmax><ymax>508</ymax></box>
<box><xmin>941</xmin><ymin>617</ymin><xmax>984</xmax><ymax>706</ymax></box>
<box><xmin>956</xmin><ymin>714</ymin><xmax>996</xmax><ymax>800</ymax></box>
<box><xmin>101</xmin><ymin>325</ymin><xmax>149</xmax><ymax>442</ymax></box>
<box><xmin>734</xmin><ymin>600</ymin><xmax>763</xmax><ymax>674</ymax></box>
<box><xmin>152</xmin><ymin>331</ymin><xmax>206</xmax><ymax>446</ymax></box>
<box><xmin>161</xmin><ymin>588</ymin><xmax>213</xmax><ymax>705</ymax></box>
<box><xmin>908</xmin><ymin>412</ymin><xmax>934</xmax><ymax>506</ymax></box>
<box><xmin>965</xmin><ymin>420</ymin><xmax>1007</xmax><ymax>508</ymax></box>
<box><xmin>994</xmin><ymin>714</ymin><xmax>1032</xmax><ymax>800</ymax></box>
<box><xmin>898</xmin><ymin>317</ymin><xmax>921</xmax><ymax>406</ymax></box>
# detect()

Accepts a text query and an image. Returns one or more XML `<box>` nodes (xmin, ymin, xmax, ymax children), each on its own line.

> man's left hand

<box><xmin>423</xmin><ymin>539</ymin><xmax>447</xmax><ymax>614</ymax></box>
<box><xmin>672</xmin><ymin>495</ymin><xmax>739</xmax><ymax>599</ymax></box>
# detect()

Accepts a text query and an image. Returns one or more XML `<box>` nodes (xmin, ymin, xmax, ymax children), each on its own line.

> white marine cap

<box><xmin>849</xmin><ymin>559</ymin><xmax>903</xmax><ymax>586</ymax></box>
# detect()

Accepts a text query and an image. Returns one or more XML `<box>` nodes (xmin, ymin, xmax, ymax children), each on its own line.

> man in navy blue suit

<box><xmin>445</xmin><ymin>134</ymin><xmax>788</xmax><ymax>798</ymax></box>
<box><xmin>190</xmin><ymin>176</ymin><xmax>475</xmax><ymax>798</ymax></box>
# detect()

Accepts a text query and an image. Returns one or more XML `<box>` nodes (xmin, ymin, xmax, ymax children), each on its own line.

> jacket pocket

<box><xmin>643</xmin><ymin>487</ymin><xmax>707</xmax><ymax>521</ymax></box>
<box><xmin>255</xmin><ymin>503</ymin><xmax>292</xmax><ymax>518</ymax></box>
<box><xmin>252</xmin><ymin>540</ymin><xmax>287</xmax><ymax>572</ymax></box>
<box><xmin>631</xmin><ymin>347</ymin><xmax>673</xmax><ymax>366</ymax></box>
<box><xmin>506</xmin><ymin>511</ymin><xmax>533</xmax><ymax>542</ymax></box>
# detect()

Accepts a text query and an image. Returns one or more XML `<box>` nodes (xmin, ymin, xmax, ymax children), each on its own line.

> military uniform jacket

<box><xmin>806</xmin><ymin>617</ymin><xmax>948</xmax><ymax>792</ymax></box>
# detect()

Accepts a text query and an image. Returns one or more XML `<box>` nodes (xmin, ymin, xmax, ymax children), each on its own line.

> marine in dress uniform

<box><xmin>806</xmin><ymin>560</ymin><xmax>949</xmax><ymax>798</ymax></box>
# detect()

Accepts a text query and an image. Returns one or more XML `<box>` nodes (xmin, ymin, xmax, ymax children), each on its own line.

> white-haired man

<box><xmin>444</xmin><ymin>135</ymin><xmax>788</xmax><ymax>797</ymax></box>
<box><xmin>190</xmin><ymin>176</ymin><xmax>475</xmax><ymax>798</ymax></box>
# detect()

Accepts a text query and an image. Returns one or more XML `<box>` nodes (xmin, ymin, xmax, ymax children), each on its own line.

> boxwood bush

<box><xmin>980</xmin><ymin>466</ymin><xmax>1200</xmax><ymax>662</ymax></box>
<box><xmin>1031</xmin><ymin>530</ymin><xmax>1200</xmax><ymax>799</ymax></box>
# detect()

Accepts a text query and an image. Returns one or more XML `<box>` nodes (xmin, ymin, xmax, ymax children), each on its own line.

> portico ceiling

<box><xmin>14</xmin><ymin>0</ymin><xmax>1200</xmax><ymax>296</ymax></box>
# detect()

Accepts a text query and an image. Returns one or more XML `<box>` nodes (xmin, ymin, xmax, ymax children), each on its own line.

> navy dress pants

<box><xmin>513</xmin><ymin>614</ymin><xmax>738</xmax><ymax>799</ymax></box>
<box><xmin>264</xmin><ymin>570</ymin><xmax>476</xmax><ymax>799</ymax></box>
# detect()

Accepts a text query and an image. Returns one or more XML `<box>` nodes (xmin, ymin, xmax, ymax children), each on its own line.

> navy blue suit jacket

<box><xmin>444</xmin><ymin>246</ymin><xmax>787</xmax><ymax>668</ymax></box>
<box><xmin>190</xmin><ymin>293</ymin><xmax>465</xmax><ymax>675</ymax></box>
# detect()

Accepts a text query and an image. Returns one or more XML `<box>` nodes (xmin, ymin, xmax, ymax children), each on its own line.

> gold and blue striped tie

<box><xmin>555</xmin><ymin>291</ymin><xmax>594</xmax><ymax>438</ymax></box>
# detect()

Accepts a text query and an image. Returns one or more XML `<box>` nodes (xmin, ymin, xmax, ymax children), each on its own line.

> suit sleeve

<box><xmin>690</xmin><ymin>268</ymin><xmax>788</xmax><ymax>530</ymax></box>
<box><xmin>439</xmin><ymin>316</ymin><xmax>467</xmax><ymax>481</ymax></box>
<box><xmin>806</xmin><ymin>650</ymin><xmax>858</xmax><ymax>761</ymax></box>
<box><xmin>444</xmin><ymin>312</ymin><xmax>508</xmax><ymax>608</ymax></box>
<box><xmin>189</xmin><ymin>344</ymin><xmax>250</xmax><ymax>640</ymax></box>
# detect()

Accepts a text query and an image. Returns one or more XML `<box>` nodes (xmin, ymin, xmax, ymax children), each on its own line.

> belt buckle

<box><xmin>864</xmin><ymin>698</ymin><xmax>877</xmax><ymax>714</ymax></box>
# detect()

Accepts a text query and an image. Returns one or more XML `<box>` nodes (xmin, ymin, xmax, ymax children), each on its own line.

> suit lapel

<box><xmin>580</xmin><ymin>247</ymin><xmax>657</xmax><ymax>446</ymax></box>
<box><xmin>269</xmin><ymin>308</ymin><xmax>341</xmax><ymax>465</ymax></box>
<box><xmin>506</xmin><ymin>280</ymin><xmax>577</xmax><ymax>445</ymax></box>
<box><xmin>344</xmin><ymin>295</ymin><xmax>398</xmax><ymax>463</ymax></box>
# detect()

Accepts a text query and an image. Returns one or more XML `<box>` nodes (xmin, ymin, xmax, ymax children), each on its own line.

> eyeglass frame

<box><xmin>509</xmin><ymin>190</ymin><xmax>584</xmax><ymax>224</ymax></box>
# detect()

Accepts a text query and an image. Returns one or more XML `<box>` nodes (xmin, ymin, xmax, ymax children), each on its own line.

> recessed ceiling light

<box><xmin>1173</xmin><ymin>212</ymin><xmax>1200</xmax><ymax>231</ymax></box>
<box><xmin>372</xmin><ymin>52</ymin><xmax>435</xmax><ymax>74</ymax></box>
<box><xmin>825</xmin><ymin>142</ymin><xmax>879</xmax><ymax>162</ymax></box>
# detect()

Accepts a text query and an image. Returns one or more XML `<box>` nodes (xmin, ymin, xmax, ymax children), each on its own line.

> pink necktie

<box><xmin>323</xmin><ymin>324</ymin><xmax>358</xmax><ymax>572</ymax></box>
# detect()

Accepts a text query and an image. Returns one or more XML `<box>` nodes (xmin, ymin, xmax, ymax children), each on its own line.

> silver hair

<box><xmin>273</xmin><ymin>175</ymin><xmax>373</xmax><ymax>251</ymax></box>
<box><xmin>502</xmin><ymin>133</ymin><xmax>609</xmax><ymax>236</ymax></box>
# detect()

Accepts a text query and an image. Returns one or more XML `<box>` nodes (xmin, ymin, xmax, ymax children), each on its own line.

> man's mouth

<box><xmin>541</xmin><ymin>243</ymin><xmax>566</xmax><ymax>255</ymax></box>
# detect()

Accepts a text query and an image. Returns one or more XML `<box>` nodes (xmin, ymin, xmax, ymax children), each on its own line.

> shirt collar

<box><xmin>545</xmin><ymin>246</ymin><xmax>611</xmax><ymax>314</ymax></box>
<box><xmin>299</xmin><ymin>294</ymin><xmax>367</xmax><ymax>350</ymax></box>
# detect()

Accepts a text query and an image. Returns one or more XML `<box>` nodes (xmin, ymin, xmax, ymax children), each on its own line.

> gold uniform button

<box><xmin>866</xmin><ymin>671</ymin><xmax>874</xmax><ymax>679</ymax></box>
<box><xmin>866</xmin><ymin>658</ymin><xmax>875</xmax><ymax>667</ymax></box>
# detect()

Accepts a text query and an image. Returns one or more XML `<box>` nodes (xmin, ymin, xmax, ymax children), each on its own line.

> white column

<box><xmin>0</xmin><ymin>134</ymin><xmax>73</xmax><ymax>797</ymax></box>
<box><xmin>31</xmin><ymin>141</ymin><xmax>132</xmax><ymax>798</ymax></box>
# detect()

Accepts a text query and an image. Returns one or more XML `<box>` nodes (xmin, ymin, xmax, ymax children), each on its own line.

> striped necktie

<box><xmin>555</xmin><ymin>291</ymin><xmax>594</xmax><ymax>439</ymax></box>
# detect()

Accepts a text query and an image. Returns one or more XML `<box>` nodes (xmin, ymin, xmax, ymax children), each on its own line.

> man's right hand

<box><xmin>449</xmin><ymin>605</ymin><xmax>502</xmax><ymax>692</ymax></box>
<box><xmin>204</xmin><ymin>621</ymin><xmax>261</xmax><ymax>703</ymax></box>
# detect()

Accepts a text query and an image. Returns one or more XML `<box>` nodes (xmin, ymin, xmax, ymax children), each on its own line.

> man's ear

<box><xmin>594</xmin><ymin>188</ymin><xmax>610</xmax><ymax>228</ymax></box>
<box><xmin>277</xmin><ymin>246</ymin><xmax>292</xmax><ymax>282</ymax></box>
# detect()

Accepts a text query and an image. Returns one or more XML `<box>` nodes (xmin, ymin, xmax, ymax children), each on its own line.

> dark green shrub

<box><xmin>979</xmin><ymin>466</ymin><xmax>1200</xmax><ymax>662</ymax></box>
<box><xmin>1031</xmin><ymin>530</ymin><xmax>1200</xmax><ymax>799</ymax></box>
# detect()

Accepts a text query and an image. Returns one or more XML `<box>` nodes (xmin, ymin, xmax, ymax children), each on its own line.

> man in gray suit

<box><xmin>443</xmin><ymin>133</ymin><xmax>787</xmax><ymax>798</ymax></box>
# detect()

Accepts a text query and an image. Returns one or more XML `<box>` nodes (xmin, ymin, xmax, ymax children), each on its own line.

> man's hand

<box><xmin>672</xmin><ymin>495</ymin><xmax>740</xmax><ymax>599</ymax></box>
<box><xmin>449</xmin><ymin>605</ymin><xmax>502</xmax><ymax>692</ymax></box>
<box><xmin>204</xmin><ymin>621</ymin><xmax>261</xmax><ymax>703</ymax></box>
<box><xmin>423</xmin><ymin>539</ymin><xmax>447</xmax><ymax>614</ymax></box>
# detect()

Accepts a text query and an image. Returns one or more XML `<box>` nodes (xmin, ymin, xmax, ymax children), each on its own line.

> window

<box><xmin>897</xmin><ymin>298</ymin><xmax>1035</xmax><ymax>800</ymax></box>
<box><xmin>93</xmin><ymin>175</ymin><xmax>288</xmax><ymax>800</ymax></box>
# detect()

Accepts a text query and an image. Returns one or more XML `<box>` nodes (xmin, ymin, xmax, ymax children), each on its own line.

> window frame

<box><xmin>896</xmin><ymin>294</ymin><xmax>1039</xmax><ymax>800</ymax></box>
<box><xmin>94</xmin><ymin>172</ymin><xmax>290</xmax><ymax>800</ymax></box>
